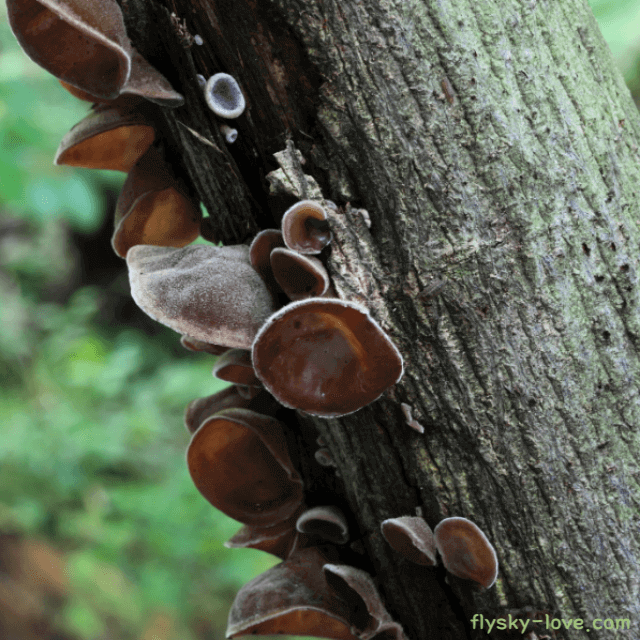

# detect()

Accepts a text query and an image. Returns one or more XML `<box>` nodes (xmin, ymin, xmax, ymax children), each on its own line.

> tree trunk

<box><xmin>121</xmin><ymin>0</ymin><xmax>640</xmax><ymax>638</ymax></box>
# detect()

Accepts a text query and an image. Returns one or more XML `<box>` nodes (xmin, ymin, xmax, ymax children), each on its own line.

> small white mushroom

<box><xmin>220</xmin><ymin>123</ymin><xmax>238</xmax><ymax>143</ymax></box>
<box><xmin>205</xmin><ymin>72</ymin><xmax>246</xmax><ymax>118</ymax></box>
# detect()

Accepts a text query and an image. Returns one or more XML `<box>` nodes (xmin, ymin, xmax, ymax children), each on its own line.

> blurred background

<box><xmin>0</xmin><ymin>1</ymin><xmax>637</xmax><ymax>639</ymax></box>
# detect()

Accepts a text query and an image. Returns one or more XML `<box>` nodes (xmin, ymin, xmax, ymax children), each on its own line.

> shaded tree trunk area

<box><xmin>121</xmin><ymin>0</ymin><xmax>640</xmax><ymax>638</ymax></box>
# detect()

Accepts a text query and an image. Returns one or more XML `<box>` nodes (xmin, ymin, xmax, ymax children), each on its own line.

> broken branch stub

<box><xmin>127</xmin><ymin>244</ymin><xmax>278</xmax><ymax>349</ymax></box>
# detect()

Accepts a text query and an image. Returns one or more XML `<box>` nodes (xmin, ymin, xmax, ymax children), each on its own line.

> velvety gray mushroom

<box><xmin>127</xmin><ymin>244</ymin><xmax>278</xmax><ymax>349</ymax></box>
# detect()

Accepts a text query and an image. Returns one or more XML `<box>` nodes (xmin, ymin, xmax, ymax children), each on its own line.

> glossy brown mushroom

<box><xmin>180</xmin><ymin>335</ymin><xmax>229</xmax><ymax>356</ymax></box>
<box><xmin>281</xmin><ymin>200</ymin><xmax>331</xmax><ymax>254</ymax></box>
<box><xmin>55</xmin><ymin>99</ymin><xmax>155</xmax><ymax>172</ymax></box>
<box><xmin>212</xmin><ymin>349</ymin><xmax>261</xmax><ymax>388</ymax></box>
<box><xmin>8</xmin><ymin>0</ymin><xmax>184</xmax><ymax>106</ymax></box>
<box><xmin>296</xmin><ymin>506</ymin><xmax>349</xmax><ymax>544</ymax></box>
<box><xmin>112</xmin><ymin>146</ymin><xmax>201</xmax><ymax>257</ymax></box>
<box><xmin>249</xmin><ymin>229</ymin><xmax>286</xmax><ymax>295</ymax></box>
<box><xmin>187</xmin><ymin>408</ymin><xmax>303</xmax><ymax>526</ymax></box>
<box><xmin>225</xmin><ymin>508</ymin><xmax>307</xmax><ymax>560</ymax></box>
<box><xmin>433</xmin><ymin>517</ymin><xmax>498</xmax><ymax>588</ymax></box>
<box><xmin>8</xmin><ymin>0</ymin><xmax>131</xmax><ymax>101</ymax></box>
<box><xmin>184</xmin><ymin>386</ymin><xmax>250</xmax><ymax>434</ymax></box>
<box><xmin>323</xmin><ymin>564</ymin><xmax>408</xmax><ymax>640</ymax></box>
<box><xmin>270</xmin><ymin>247</ymin><xmax>331</xmax><ymax>301</ymax></box>
<box><xmin>127</xmin><ymin>244</ymin><xmax>278</xmax><ymax>349</ymax></box>
<box><xmin>380</xmin><ymin>516</ymin><xmax>436</xmax><ymax>566</ymax></box>
<box><xmin>184</xmin><ymin>387</ymin><xmax>280</xmax><ymax>434</ymax></box>
<box><xmin>252</xmin><ymin>298</ymin><xmax>404</xmax><ymax>417</ymax></box>
<box><xmin>226</xmin><ymin>548</ymin><xmax>358</xmax><ymax>640</ymax></box>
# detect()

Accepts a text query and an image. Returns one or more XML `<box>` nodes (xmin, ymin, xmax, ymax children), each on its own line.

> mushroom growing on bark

<box><xmin>281</xmin><ymin>200</ymin><xmax>332</xmax><ymax>254</ymax></box>
<box><xmin>249</xmin><ymin>229</ymin><xmax>287</xmax><ymax>302</ymax></box>
<box><xmin>380</xmin><ymin>516</ymin><xmax>437</xmax><ymax>566</ymax></box>
<box><xmin>323</xmin><ymin>564</ymin><xmax>408</xmax><ymax>639</ymax></box>
<box><xmin>252</xmin><ymin>298</ymin><xmax>403</xmax><ymax>417</ymax></box>
<box><xmin>212</xmin><ymin>348</ymin><xmax>262</xmax><ymax>388</ymax></box>
<box><xmin>225</xmin><ymin>508</ymin><xmax>308</xmax><ymax>560</ymax></box>
<box><xmin>8</xmin><ymin>0</ymin><xmax>131</xmax><ymax>101</ymax></box>
<box><xmin>187</xmin><ymin>408</ymin><xmax>303</xmax><ymax>526</ymax></box>
<box><xmin>180</xmin><ymin>335</ymin><xmax>229</xmax><ymax>356</ymax></box>
<box><xmin>55</xmin><ymin>98</ymin><xmax>155</xmax><ymax>172</ymax></box>
<box><xmin>226</xmin><ymin>547</ymin><xmax>359</xmax><ymax>640</ymax></box>
<box><xmin>204</xmin><ymin>72</ymin><xmax>246</xmax><ymax>118</ymax></box>
<box><xmin>433</xmin><ymin>517</ymin><xmax>498</xmax><ymax>589</ymax></box>
<box><xmin>296</xmin><ymin>505</ymin><xmax>349</xmax><ymax>544</ymax></box>
<box><xmin>112</xmin><ymin>145</ymin><xmax>201</xmax><ymax>257</ymax></box>
<box><xmin>270</xmin><ymin>247</ymin><xmax>332</xmax><ymax>301</ymax></box>
<box><xmin>7</xmin><ymin>0</ymin><xmax>183</xmax><ymax>105</ymax></box>
<box><xmin>127</xmin><ymin>244</ymin><xmax>278</xmax><ymax>349</ymax></box>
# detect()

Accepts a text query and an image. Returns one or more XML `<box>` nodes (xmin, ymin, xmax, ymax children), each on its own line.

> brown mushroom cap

<box><xmin>225</xmin><ymin>508</ymin><xmax>307</xmax><ymax>560</ymax></box>
<box><xmin>55</xmin><ymin>99</ymin><xmax>155</xmax><ymax>172</ymax></box>
<box><xmin>270</xmin><ymin>247</ymin><xmax>331</xmax><ymax>301</ymax></box>
<box><xmin>433</xmin><ymin>517</ymin><xmax>498</xmax><ymax>588</ymax></box>
<box><xmin>212</xmin><ymin>349</ymin><xmax>261</xmax><ymax>387</ymax></box>
<box><xmin>252</xmin><ymin>298</ymin><xmax>404</xmax><ymax>417</ymax></box>
<box><xmin>249</xmin><ymin>229</ymin><xmax>286</xmax><ymax>295</ymax></box>
<box><xmin>184</xmin><ymin>387</ymin><xmax>280</xmax><ymax>434</ymax></box>
<box><xmin>380</xmin><ymin>516</ymin><xmax>436</xmax><ymax>566</ymax></box>
<box><xmin>121</xmin><ymin>49</ymin><xmax>184</xmax><ymax>107</ymax></box>
<box><xmin>226</xmin><ymin>548</ymin><xmax>358</xmax><ymax>640</ymax></box>
<box><xmin>187</xmin><ymin>408</ymin><xmax>303</xmax><ymax>526</ymax></box>
<box><xmin>8</xmin><ymin>0</ymin><xmax>132</xmax><ymax>101</ymax></box>
<box><xmin>296</xmin><ymin>506</ymin><xmax>349</xmax><ymax>544</ymax></box>
<box><xmin>184</xmin><ymin>386</ymin><xmax>250</xmax><ymax>434</ymax></box>
<box><xmin>112</xmin><ymin>145</ymin><xmax>201</xmax><ymax>257</ymax></box>
<box><xmin>281</xmin><ymin>200</ymin><xmax>331</xmax><ymax>254</ymax></box>
<box><xmin>127</xmin><ymin>244</ymin><xmax>278</xmax><ymax>349</ymax></box>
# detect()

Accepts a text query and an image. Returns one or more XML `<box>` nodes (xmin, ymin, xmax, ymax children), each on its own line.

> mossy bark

<box><xmin>122</xmin><ymin>0</ymin><xmax>640</xmax><ymax>638</ymax></box>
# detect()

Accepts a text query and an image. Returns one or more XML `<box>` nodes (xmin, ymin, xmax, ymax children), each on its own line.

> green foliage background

<box><xmin>0</xmin><ymin>1</ymin><xmax>638</xmax><ymax>638</ymax></box>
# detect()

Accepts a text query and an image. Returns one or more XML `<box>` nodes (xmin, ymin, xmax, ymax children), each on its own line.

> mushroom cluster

<box><xmin>10</xmin><ymin>3</ymin><xmax>488</xmax><ymax>636</ymax></box>
<box><xmin>381</xmin><ymin>515</ymin><xmax>498</xmax><ymax>590</ymax></box>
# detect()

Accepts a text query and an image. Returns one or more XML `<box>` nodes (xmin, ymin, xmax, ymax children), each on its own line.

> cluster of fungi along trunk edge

<box><xmin>8</xmin><ymin>0</ymin><xmax>501</xmax><ymax>637</ymax></box>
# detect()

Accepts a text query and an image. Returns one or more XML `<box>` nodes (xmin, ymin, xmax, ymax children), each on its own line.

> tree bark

<box><xmin>121</xmin><ymin>0</ymin><xmax>640</xmax><ymax>638</ymax></box>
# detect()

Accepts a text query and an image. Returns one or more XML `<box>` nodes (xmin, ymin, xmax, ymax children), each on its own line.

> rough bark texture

<box><xmin>120</xmin><ymin>0</ymin><xmax>640</xmax><ymax>638</ymax></box>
